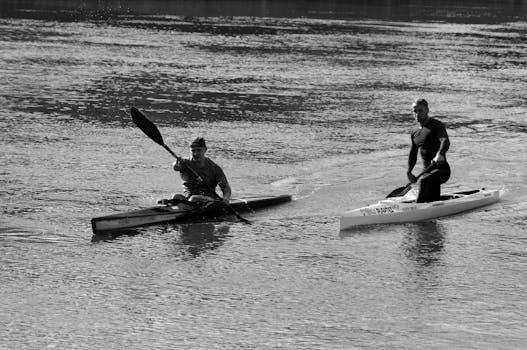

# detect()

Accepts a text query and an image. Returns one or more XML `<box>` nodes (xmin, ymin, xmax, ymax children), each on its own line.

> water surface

<box><xmin>1</xmin><ymin>2</ymin><xmax>526</xmax><ymax>349</ymax></box>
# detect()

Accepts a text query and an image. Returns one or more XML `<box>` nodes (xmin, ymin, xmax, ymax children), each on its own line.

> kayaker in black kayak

<box><xmin>171</xmin><ymin>137</ymin><xmax>232</xmax><ymax>206</ymax></box>
<box><xmin>407</xmin><ymin>98</ymin><xmax>451</xmax><ymax>202</ymax></box>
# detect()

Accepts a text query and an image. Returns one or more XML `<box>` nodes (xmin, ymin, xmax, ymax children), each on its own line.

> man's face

<box><xmin>412</xmin><ymin>103</ymin><xmax>429</xmax><ymax>124</ymax></box>
<box><xmin>191</xmin><ymin>146</ymin><xmax>206</xmax><ymax>160</ymax></box>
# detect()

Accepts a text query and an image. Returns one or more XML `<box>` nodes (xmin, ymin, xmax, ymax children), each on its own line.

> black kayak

<box><xmin>91</xmin><ymin>195</ymin><xmax>292</xmax><ymax>233</ymax></box>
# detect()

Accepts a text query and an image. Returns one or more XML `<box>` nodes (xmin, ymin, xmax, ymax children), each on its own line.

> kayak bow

<box><xmin>91</xmin><ymin>195</ymin><xmax>291</xmax><ymax>234</ymax></box>
<box><xmin>339</xmin><ymin>188</ymin><xmax>500</xmax><ymax>230</ymax></box>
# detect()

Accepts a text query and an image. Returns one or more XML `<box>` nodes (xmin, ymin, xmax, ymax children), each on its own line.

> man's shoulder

<box><xmin>428</xmin><ymin>117</ymin><xmax>446</xmax><ymax>127</ymax></box>
<box><xmin>204</xmin><ymin>157</ymin><xmax>224</xmax><ymax>171</ymax></box>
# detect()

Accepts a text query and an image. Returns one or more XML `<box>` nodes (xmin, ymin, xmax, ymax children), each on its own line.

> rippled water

<box><xmin>1</xmin><ymin>2</ymin><xmax>526</xmax><ymax>349</ymax></box>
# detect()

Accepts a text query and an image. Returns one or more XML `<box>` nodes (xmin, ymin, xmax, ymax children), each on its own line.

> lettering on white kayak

<box><xmin>361</xmin><ymin>206</ymin><xmax>395</xmax><ymax>216</ymax></box>
<box><xmin>401</xmin><ymin>206</ymin><xmax>417</xmax><ymax>212</ymax></box>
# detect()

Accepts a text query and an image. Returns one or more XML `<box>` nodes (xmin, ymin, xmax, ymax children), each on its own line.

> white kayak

<box><xmin>339</xmin><ymin>188</ymin><xmax>500</xmax><ymax>230</ymax></box>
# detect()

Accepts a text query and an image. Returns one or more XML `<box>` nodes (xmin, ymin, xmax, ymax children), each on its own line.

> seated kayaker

<box><xmin>406</xmin><ymin>98</ymin><xmax>451</xmax><ymax>203</ymax></box>
<box><xmin>171</xmin><ymin>137</ymin><xmax>231</xmax><ymax>208</ymax></box>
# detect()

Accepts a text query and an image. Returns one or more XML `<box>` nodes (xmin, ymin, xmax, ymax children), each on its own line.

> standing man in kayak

<box><xmin>172</xmin><ymin>137</ymin><xmax>232</xmax><ymax>205</ymax></box>
<box><xmin>407</xmin><ymin>98</ymin><xmax>451</xmax><ymax>203</ymax></box>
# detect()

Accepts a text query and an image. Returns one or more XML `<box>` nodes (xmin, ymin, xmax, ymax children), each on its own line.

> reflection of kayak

<box><xmin>339</xmin><ymin>188</ymin><xmax>500</xmax><ymax>230</ymax></box>
<box><xmin>91</xmin><ymin>195</ymin><xmax>292</xmax><ymax>233</ymax></box>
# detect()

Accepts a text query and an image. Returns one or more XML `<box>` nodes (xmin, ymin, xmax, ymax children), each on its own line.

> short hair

<box><xmin>190</xmin><ymin>137</ymin><xmax>206</xmax><ymax>148</ymax></box>
<box><xmin>414</xmin><ymin>98</ymin><xmax>428</xmax><ymax>108</ymax></box>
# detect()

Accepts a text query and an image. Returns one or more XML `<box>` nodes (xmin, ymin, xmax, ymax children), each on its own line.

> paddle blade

<box><xmin>386</xmin><ymin>183</ymin><xmax>411</xmax><ymax>198</ymax></box>
<box><xmin>130</xmin><ymin>107</ymin><xmax>165</xmax><ymax>146</ymax></box>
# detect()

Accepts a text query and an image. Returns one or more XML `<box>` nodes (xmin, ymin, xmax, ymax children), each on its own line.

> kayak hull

<box><xmin>339</xmin><ymin>189</ymin><xmax>500</xmax><ymax>230</ymax></box>
<box><xmin>92</xmin><ymin>195</ymin><xmax>292</xmax><ymax>233</ymax></box>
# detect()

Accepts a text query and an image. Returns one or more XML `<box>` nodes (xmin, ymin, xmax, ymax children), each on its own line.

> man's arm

<box><xmin>433</xmin><ymin>120</ymin><xmax>450</xmax><ymax>163</ymax></box>
<box><xmin>433</xmin><ymin>136</ymin><xmax>450</xmax><ymax>163</ymax></box>
<box><xmin>214</xmin><ymin>164</ymin><xmax>231</xmax><ymax>203</ymax></box>
<box><xmin>407</xmin><ymin>139</ymin><xmax>418</xmax><ymax>183</ymax></box>
<box><xmin>219</xmin><ymin>181</ymin><xmax>232</xmax><ymax>203</ymax></box>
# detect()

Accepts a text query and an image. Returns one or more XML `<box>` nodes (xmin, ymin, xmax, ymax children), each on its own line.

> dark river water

<box><xmin>1</xmin><ymin>1</ymin><xmax>526</xmax><ymax>349</ymax></box>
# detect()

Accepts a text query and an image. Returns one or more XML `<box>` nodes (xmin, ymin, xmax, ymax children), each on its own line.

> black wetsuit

<box><xmin>410</xmin><ymin>118</ymin><xmax>451</xmax><ymax>202</ymax></box>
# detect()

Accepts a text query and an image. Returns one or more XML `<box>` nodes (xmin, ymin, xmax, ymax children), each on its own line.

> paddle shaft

<box><xmin>163</xmin><ymin>144</ymin><xmax>177</xmax><ymax>158</ymax></box>
<box><xmin>130</xmin><ymin>107</ymin><xmax>249</xmax><ymax>223</ymax></box>
<box><xmin>386</xmin><ymin>163</ymin><xmax>437</xmax><ymax>198</ymax></box>
<box><xmin>411</xmin><ymin>163</ymin><xmax>436</xmax><ymax>184</ymax></box>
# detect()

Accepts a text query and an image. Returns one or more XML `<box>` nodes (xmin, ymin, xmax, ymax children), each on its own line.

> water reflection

<box><xmin>90</xmin><ymin>227</ymin><xmax>146</xmax><ymax>242</ymax></box>
<box><xmin>91</xmin><ymin>222</ymin><xmax>230</xmax><ymax>254</ymax></box>
<box><xmin>401</xmin><ymin>221</ymin><xmax>445</xmax><ymax>266</ymax></box>
<box><xmin>178</xmin><ymin>222</ymin><xmax>230</xmax><ymax>257</ymax></box>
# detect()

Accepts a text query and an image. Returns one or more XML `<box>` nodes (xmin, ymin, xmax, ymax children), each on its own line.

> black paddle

<box><xmin>386</xmin><ymin>163</ymin><xmax>436</xmax><ymax>198</ymax></box>
<box><xmin>130</xmin><ymin>106</ymin><xmax>250</xmax><ymax>224</ymax></box>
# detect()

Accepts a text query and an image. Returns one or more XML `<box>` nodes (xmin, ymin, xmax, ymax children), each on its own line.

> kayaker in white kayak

<box><xmin>407</xmin><ymin>98</ymin><xmax>451</xmax><ymax>202</ymax></box>
<box><xmin>171</xmin><ymin>137</ymin><xmax>232</xmax><ymax>206</ymax></box>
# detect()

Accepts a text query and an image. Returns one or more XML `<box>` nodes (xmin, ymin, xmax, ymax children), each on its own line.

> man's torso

<box><xmin>179</xmin><ymin>157</ymin><xmax>226</xmax><ymax>197</ymax></box>
<box><xmin>412</xmin><ymin>117</ymin><xmax>448</xmax><ymax>165</ymax></box>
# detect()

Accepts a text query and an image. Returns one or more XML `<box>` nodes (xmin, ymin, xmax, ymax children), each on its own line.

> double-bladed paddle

<box><xmin>130</xmin><ymin>106</ymin><xmax>250</xmax><ymax>224</ymax></box>
<box><xmin>386</xmin><ymin>163</ymin><xmax>436</xmax><ymax>198</ymax></box>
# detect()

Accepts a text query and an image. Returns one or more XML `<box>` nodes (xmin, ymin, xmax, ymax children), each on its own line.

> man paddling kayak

<box><xmin>171</xmin><ymin>137</ymin><xmax>232</xmax><ymax>206</ymax></box>
<box><xmin>407</xmin><ymin>99</ymin><xmax>451</xmax><ymax>202</ymax></box>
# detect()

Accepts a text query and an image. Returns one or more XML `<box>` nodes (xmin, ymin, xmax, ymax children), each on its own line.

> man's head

<box><xmin>190</xmin><ymin>137</ymin><xmax>207</xmax><ymax>160</ymax></box>
<box><xmin>412</xmin><ymin>98</ymin><xmax>429</xmax><ymax>125</ymax></box>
